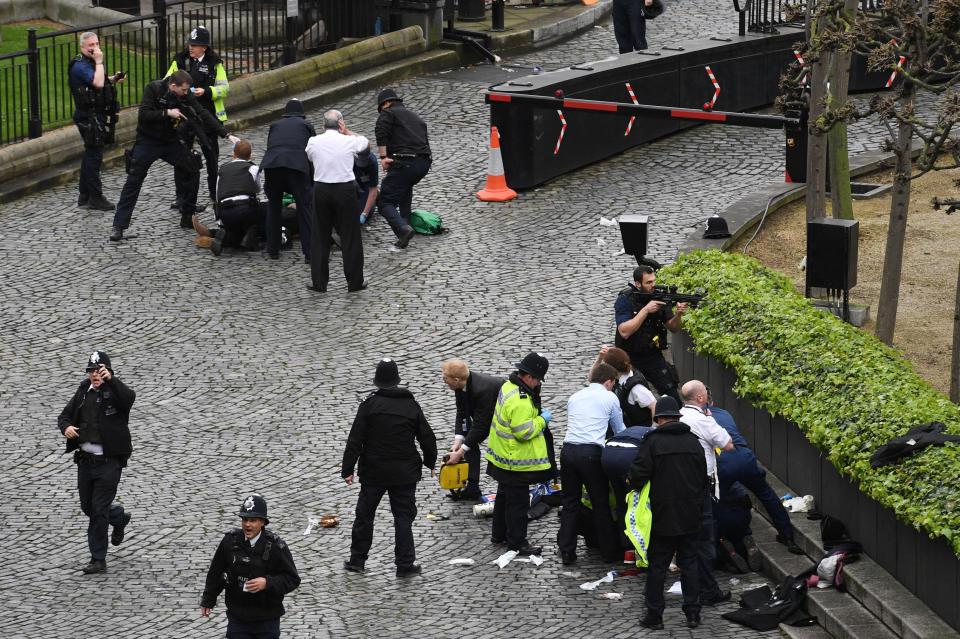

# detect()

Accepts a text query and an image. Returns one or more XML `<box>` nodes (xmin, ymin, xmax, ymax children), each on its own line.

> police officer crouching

<box><xmin>201</xmin><ymin>494</ymin><xmax>301</xmax><ymax>638</ymax></box>
<box><xmin>208</xmin><ymin>138</ymin><xmax>267</xmax><ymax>256</ymax></box>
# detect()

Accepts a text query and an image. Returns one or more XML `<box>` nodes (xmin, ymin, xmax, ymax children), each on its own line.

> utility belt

<box><xmin>218</xmin><ymin>196</ymin><xmax>256</xmax><ymax>208</ymax></box>
<box><xmin>391</xmin><ymin>153</ymin><xmax>431</xmax><ymax>159</ymax></box>
<box><xmin>74</xmin><ymin>450</ymin><xmax>114</xmax><ymax>464</ymax></box>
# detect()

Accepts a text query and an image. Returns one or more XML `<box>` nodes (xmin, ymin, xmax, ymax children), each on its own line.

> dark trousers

<box><xmin>76</xmin><ymin>123</ymin><xmax>105</xmax><ymax>198</ymax></box>
<box><xmin>719</xmin><ymin>448</ymin><xmax>793</xmax><ymax>539</ymax></box>
<box><xmin>310</xmin><ymin>181</ymin><xmax>364</xmax><ymax>290</ymax></box>
<box><xmin>177</xmin><ymin>128</ymin><xmax>220</xmax><ymax>202</ymax></box>
<box><xmin>77</xmin><ymin>456</ymin><xmax>126</xmax><ymax>561</ymax></box>
<box><xmin>645</xmin><ymin>533</ymin><xmax>701</xmax><ymax>616</ymax></box>
<box><xmin>557</xmin><ymin>443</ymin><xmax>620</xmax><ymax>561</ymax></box>
<box><xmin>114</xmin><ymin>139</ymin><xmax>199</xmax><ymax>229</ymax></box>
<box><xmin>491</xmin><ymin>482</ymin><xmax>530</xmax><ymax>551</ymax></box>
<box><xmin>226</xmin><ymin>616</ymin><xmax>280</xmax><ymax>639</ymax></box>
<box><xmin>464</xmin><ymin>443</ymin><xmax>481</xmax><ymax>489</ymax></box>
<box><xmin>218</xmin><ymin>199</ymin><xmax>266</xmax><ymax>248</ymax></box>
<box><xmin>264</xmin><ymin>167</ymin><xmax>313</xmax><ymax>258</ymax></box>
<box><xmin>349</xmin><ymin>483</ymin><xmax>417</xmax><ymax>567</ymax></box>
<box><xmin>696</xmin><ymin>484</ymin><xmax>722</xmax><ymax>598</ymax></box>
<box><xmin>631</xmin><ymin>351</ymin><xmax>680</xmax><ymax>405</ymax></box>
<box><xmin>378</xmin><ymin>157</ymin><xmax>430</xmax><ymax>236</ymax></box>
<box><xmin>612</xmin><ymin>0</ymin><xmax>648</xmax><ymax>52</ymax></box>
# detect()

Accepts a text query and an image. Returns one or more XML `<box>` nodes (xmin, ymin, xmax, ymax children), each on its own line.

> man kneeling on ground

<box><xmin>200</xmin><ymin>138</ymin><xmax>267</xmax><ymax>256</ymax></box>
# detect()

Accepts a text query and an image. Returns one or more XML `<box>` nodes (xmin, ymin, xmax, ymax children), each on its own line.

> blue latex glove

<box><xmin>540</xmin><ymin>409</ymin><xmax>552</xmax><ymax>424</ymax></box>
<box><xmin>359</xmin><ymin>214</ymin><xmax>367</xmax><ymax>224</ymax></box>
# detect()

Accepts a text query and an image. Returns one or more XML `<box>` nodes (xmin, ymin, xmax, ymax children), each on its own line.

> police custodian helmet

<box><xmin>237</xmin><ymin>494</ymin><xmax>269</xmax><ymax>523</ymax></box>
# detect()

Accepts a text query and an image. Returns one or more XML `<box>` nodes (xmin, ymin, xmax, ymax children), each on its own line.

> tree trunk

<box><xmin>952</xmin><ymin>260</ymin><xmax>960</xmax><ymax>402</ymax></box>
<box><xmin>875</xmin><ymin>83</ymin><xmax>915</xmax><ymax>345</ymax></box>
<box><xmin>827</xmin><ymin>0</ymin><xmax>858</xmax><ymax>220</ymax></box>
<box><xmin>805</xmin><ymin>15</ymin><xmax>830</xmax><ymax>222</ymax></box>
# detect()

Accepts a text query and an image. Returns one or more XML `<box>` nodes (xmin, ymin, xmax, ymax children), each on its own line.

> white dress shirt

<box><xmin>305</xmin><ymin>129</ymin><xmax>370</xmax><ymax>183</ymax></box>
<box><xmin>563</xmin><ymin>383</ymin><xmax>625</xmax><ymax>447</ymax></box>
<box><xmin>679</xmin><ymin>404</ymin><xmax>732</xmax><ymax>476</ymax></box>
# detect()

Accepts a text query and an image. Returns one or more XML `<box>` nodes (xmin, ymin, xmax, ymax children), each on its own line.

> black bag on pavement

<box><xmin>722</xmin><ymin>575</ymin><xmax>816</xmax><ymax>631</ymax></box>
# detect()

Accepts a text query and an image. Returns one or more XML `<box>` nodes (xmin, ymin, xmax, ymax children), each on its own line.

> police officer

<box><xmin>485</xmin><ymin>352</ymin><xmax>554</xmax><ymax>556</ymax></box>
<box><xmin>614</xmin><ymin>265</ymin><xmax>687</xmax><ymax>404</ymax></box>
<box><xmin>200</xmin><ymin>494</ymin><xmax>301</xmax><ymax>638</ymax></box>
<box><xmin>57</xmin><ymin>351</ymin><xmax>135</xmax><ymax>574</ymax></box>
<box><xmin>68</xmin><ymin>31</ymin><xmax>124</xmax><ymax>211</ymax></box>
<box><xmin>209</xmin><ymin>138</ymin><xmax>267</xmax><ymax>256</ymax></box>
<box><xmin>165</xmin><ymin>25</ymin><xmax>230</xmax><ymax>206</ymax></box>
<box><xmin>261</xmin><ymin>99</ymin><xmax>315</xmax><ymax>261</ymax></box>
<box><xmin>110</xmin><ymin>70</ymin><xmax>239</xmax><ymax>242</ymax></box>
<box><xmin>374</xmin><ymin>88</ymin><xmax>431</xmax><ymax>249</ymax></box>
<box><xmin>354</xmin><ymin>145</ymin><xmax>379</xmax><ymax>227</ymax></box>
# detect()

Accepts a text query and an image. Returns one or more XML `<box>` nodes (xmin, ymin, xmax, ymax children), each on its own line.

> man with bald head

<box><xmin>679</xmin><ymin>379</ymin><xmax>734</xmax><ymax>606</ymax></box>
<box><xmin>304</xmin><ymin>109</ymin><xmax>369</xmax><ymax>293</ymax></box>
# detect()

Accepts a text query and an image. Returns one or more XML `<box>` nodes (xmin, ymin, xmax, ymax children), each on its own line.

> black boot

<box><xmin>639</xmin><ymin>612</ymin><xmax>663</xmax><ymax>630</ymax></box>
<box><xmin>78</xmin><ymin>193</ymin><xmax>89</xmax><ymax>208</ymax></box>
<box><xmin>394</xmin><ymin>225</ymin><xmax>415</xmax><ymax>249</ymax></box>
<box><xmin>87</xmin><ymin>195</ymin><xmax>115</xmax><ymax>211</ymax></box>
<box><xmin>109</xmin><ymin>226</ymin><xmax>123</xmax><ymax>242</ymax></box>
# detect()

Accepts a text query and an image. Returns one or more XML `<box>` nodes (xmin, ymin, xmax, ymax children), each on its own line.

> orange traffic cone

<box><xmin>476</xmin><ymin>126</ymin><xmax>517</xmax><ymax>202</ymax></box>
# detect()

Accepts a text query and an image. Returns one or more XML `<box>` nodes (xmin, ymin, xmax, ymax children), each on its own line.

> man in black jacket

<box><xmin>261</xmin><ymin>99</ymin><xmax>315</xmax><ymax>260</ymax></box>
<box><xmin>110</xmin><ymin>70</ymin><xmax>239</xmax><ymax>241</ymax></box>
<box><xmin>200</xmin><ymin>494</ymin><xmax>301</xmax><ymax>638</ymax></box>
<box><xmin>440</xmin><ymin>358</ymin><xmax>503</xmax><ymax>501</ymax></box>
<box><xmin>374</xmin><ymin>88</ymin><xmax>431</xmax><ymax>249</ymax></box>
<box><xmin>57</xmin><ymin>351</ymin><xmax>135</xmax><ymax>574</ymax></box>
<box><xmin>629</xmin><ymin>396</ymin><xmax>707</xmax><ymax>630</ymax></box>
<box><xmin>341</xmin><ymin>358</ymin><xmax>437</xmax><ymax>576</ymax></box>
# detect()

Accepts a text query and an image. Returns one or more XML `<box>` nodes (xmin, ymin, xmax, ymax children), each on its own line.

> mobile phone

<box><xmin>115</xmin><ymin>71</ymin><xmax>126</xmax><ymax>80</ymax></box>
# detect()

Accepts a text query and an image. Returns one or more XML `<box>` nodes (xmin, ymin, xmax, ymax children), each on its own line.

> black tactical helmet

<box><xmin>85</xmin><ymin>350</ymin><xmax>112</xmax><ymax>372</ymax></box>
<box><xmin>516</xmin><ymin>352</ymin><xmax>549</xmax><ymax>380</ymax></box>
<box><xmin>237</xmin><ymin>494</ymin><xmax>269</xmax><ymax>522</ymax></box>
<box><xmin>188</xmin><ymin>25</ymin><xmax>211</xmax><ymax>47</ymax></box>
<box><xmin>377</xmin><ymin>88</ymin><xmax>402</xmax><ymax>112</ymax></box>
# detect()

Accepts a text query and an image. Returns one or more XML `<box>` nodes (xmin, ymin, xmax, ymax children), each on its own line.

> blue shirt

<box><xmin>69</xmin><ymin>57</ymin><xmax>97</xmax><ymax>122</ymax></box>
<box><xmin>353</xmin><ymin>150</ymin><xmax>378</xmax><ymax>192</ymax></box>
<box><xmin>564</xmin><ymin>383</ymin><xmax>625</xmax><ymax>446</ymax></box>
<box><xmin>707</xmin><ymin>405</ymin><xmax>749</xmax><ymax>447</ymax></box>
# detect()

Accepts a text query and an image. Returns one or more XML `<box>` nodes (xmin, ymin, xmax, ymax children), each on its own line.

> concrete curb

<box><xmin>486</xmin><ymin>0</ymin><xmax>613</xmax><ymax>53</ymax></box>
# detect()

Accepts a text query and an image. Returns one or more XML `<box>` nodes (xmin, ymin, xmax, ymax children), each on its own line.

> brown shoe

<box><xmin>192</xmin><ymin>214</ymin><xmax>212</xmax><ymax>237</ymax></box>
<box><xmin>195</xmin><ymin>236</ymin><xmax>214</xmax><ymax>248</ymax></box>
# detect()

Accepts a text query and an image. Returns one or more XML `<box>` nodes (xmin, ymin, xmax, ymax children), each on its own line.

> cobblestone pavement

<box><xmin>0</xmin><ymin>2</ymin><xmax>922</xmax><ymax>637</ymax></box>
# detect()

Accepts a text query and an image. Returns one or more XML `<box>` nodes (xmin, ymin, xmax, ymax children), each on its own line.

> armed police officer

<box><xmin>201</xmin><ymin>494</ymin><xmax>301</xmax><ymax>638</ymax></box>
<box><xmin>110</xmin><ymin>70</ymin><xmax>239</xmax><ymax>242</ymax></box>
<box><xmin>165</xmin><ymin>25</ymin><xmax>230</xmax><ymax>206</ymax></box>
<box><xmin>69</xmin><ymin>31</ymin><xmax>124</xmax><ymax>211</ymax></box>
<box><xmin>57</xmin><ymin>351</ymin><xmax>135</xmax><ymax>575</ymax></box>
<box><xmin>614</xmin><ymin>265</ymin><xmax>687</xmax><ymax>404</ymax></box>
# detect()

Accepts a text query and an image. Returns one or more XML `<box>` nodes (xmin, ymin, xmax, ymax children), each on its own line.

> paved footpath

<box><xmin>0</xmin><ymin>3</ymin><xmax>918</xmax><ymax>637</ymax></box>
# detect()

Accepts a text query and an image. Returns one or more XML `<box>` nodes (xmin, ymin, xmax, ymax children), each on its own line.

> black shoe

<box><xmin>343</xmin><ymin>560</ymin><xmax>365</xmax><ymax>573</ymax></box>
<box><xmin>396</xmin><ymin>563</ymin><xmax>422</xmax><ymax>577</ymax></box>
<box><xmin>78</xmin><ymin>194</ymin><xmax>89</xmax><ymax>208</ymax></box>
<box><xmin>394</xmin><ymin>225</ymin><xmax>415</xmax><ymax>249</ymax></box>
<box><xmin>460</xmin><ymin>490</ymin><xmax>482</xmax><ymax>502</ymax></box>
<box><xmin>180</xmin><ymin>214</ymin><xmax>194</xmax><ymax>229</ymax></box>
<box><xmin>306</xmin><ymin>284</ymin><xmax>327</xmax><ymax>293</ymax></box>
<box><xmin>170</xmin><ymin>200</ymin><xmax>179</xmax><ymax>210</ymax></box>
<box><xmin>268</xmin><ymin>253</ymin><xmax>279</xmax><ymax>260</ymax></box>
<box><xmin>516</xmin><ymin>544</ymin><xmax>542</xmax><ymax>556</ymax></box>
<box><xmin>109</xmin><ymin>226</ymin><xmax>123</xmax><ymax>242</ymax></box>
<box><xmin>81</xmin><ymin>560</ymin><xmax>107</xmax><ymax>574</ymax></box>
<box><xmin>347</xmin><ymin>281</ymin><xmax>368</xmax><ymax>293</ymax></box>
<box><xmin>685</xmin><ymin>611</ymin><xmax>701</xmax><ymax>628</ymax></box>
<box><xmin>742</xmin><ymin>534</ymin><xmax>762</xmax><ymax>571</ymax></box>
<box><xmin>719</xmin><ymin>538</ymin><xmax>749</xmax><ymax>574</ymax></box>
<box><xmin>87</xmin><ymin>195</ymin><xmax>115</xmax><ymax>211</ymax></box>
<box><xmin>490</xmin><ymin>536</ymin><xmax>506</xmax><ymax>545</ymax></box>
<box><xmin>560</xmin><ymin>550</ymin><xmax>577</xmax><ymax>565</ymax></box>
<box><xmin>777</xmin><ymin>534</ymin><xmax>804</xmax><ymax>555</ymax></box>
<box><xmin>111</xmin><ymin>512</ymin><xmax>131</xmax><ymax>546</ymax></box>
<box><xmin>701</xmin><ymin>589</ymin><xmax>732</xmax><ymax>606</ymax></box>
<box><xmin>639</xmin><ymin>613</ymin><xmax>663</xmax><ymax>630</ymax></box>
<box><xmin>211</xmin><ymin>228</ymin><xmax>226</xmax><ymax>256</ymax></box>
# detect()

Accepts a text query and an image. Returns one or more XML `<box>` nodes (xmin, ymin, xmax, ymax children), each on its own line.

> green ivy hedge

<box><xmin>660</xmin><ymin>250</ymin><xmax>960</xmax><ymax>556</ymax></box>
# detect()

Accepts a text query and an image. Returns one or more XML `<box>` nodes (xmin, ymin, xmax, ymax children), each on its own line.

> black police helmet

<box><xmin>653</xmin><ymin>395</ymin><xmax>682</xmax><ymax>420</ymax></box>
<box><xmin>85</xmin><ymin>350</ymin><xmax>112</xmax><ymax>372</ymax></box>
<box><xmin>377</xmin><ymin>88</ymin><xmax>402</xmax><ymax>112</ymax></box>
<box><xmin>237</xmin><ymin>494</ymin><xmax>269</xmax><ymax>523</ymax></box>
<box><xmin>703</xmin><ymin>214</ymin><xmax>732</xmax><ymax>239</ymax></box>
<box><xmin>373</xmin><ymin>358</ymin><xmax>402</xmax><ymax>389</ymax></box>
<box><xmin>188</xmin><ymin>26</ymin><xmax>211</xmax><ymax>47</ymax></box>
<box><xmin>516</xmin><ymin>352</ymin><xmax>549</xmax><ymax>380</ymax></box>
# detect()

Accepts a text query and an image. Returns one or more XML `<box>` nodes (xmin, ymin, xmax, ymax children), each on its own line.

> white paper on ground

<box><xmin>560</xmin><ymin>571</ymin><xmax>583</xmax><ymax>578</ymax></box>
<box><xmin>513</xmin><ymin>555</ymin><xmax>544</xmax><ymax>566</ymax></box>
<box><xmin>492</xmin><ymin>550</ymin><xmax>518</xmax><ymax>569</ymax></box>
<box><xmin>599</xmin><ymin>216</ymin><xmax>619</xmax><ymax>226</ymax></box>
<box><xmin>580</xmin><ymin>571</ymin><xmax>616</xmax><ymax>591</ymax></box>
<box><xmin>448</xmin><ymin>558</ymin><xmax>475</xmax><ymax>566</ymax></box>
<box><xmin>668</xmin><ymin>581</ymin><xmax>684</xmax><ymax>595</ymax></box>
<box><xmin>302</xmin><ymin>517</ymin><xmax>319</xmax><ymax>535</ymax></box>
<box><xmin>598</xmin><ymin>592</ymin><xmax>624</xmax><ymax>600</ymax></box>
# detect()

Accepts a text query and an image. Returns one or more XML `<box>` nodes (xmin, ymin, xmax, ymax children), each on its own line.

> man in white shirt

<box><xmin>557</xmin><ymin>362</ymin><xmax>626</xmax><ymax>565</ymax></box>
<box><xmin>304</xmin><ymin>110</ymin><xmax>369</xmax><ymax>293</ymax></box>
<box><xmin>679</xmin><ymin>379</ymin><xmax>735</xmax><ymax>606</ymax></box>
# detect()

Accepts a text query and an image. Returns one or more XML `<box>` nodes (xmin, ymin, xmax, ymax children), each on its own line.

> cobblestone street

<box><xmin>0</xmin><ymin>3</ymin><xmax>920</xmax><ymax>637</ymax></box>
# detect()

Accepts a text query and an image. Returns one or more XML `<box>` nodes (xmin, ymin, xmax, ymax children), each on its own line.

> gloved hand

<box><xmin>359</xmin><ymin>214</ymin><xmax>367</xmax><ymax>224</ymax></box>
<box><xmin>540</xmin><ymin>409</ymin><xmax>552</xmax><ymax>424</ymax></box>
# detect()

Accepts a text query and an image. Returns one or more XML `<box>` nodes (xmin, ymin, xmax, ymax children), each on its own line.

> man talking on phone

<box><xmin>57</xmin><ymin>351</ymin><xmax>136</xmax><ymax>574</ymax></box>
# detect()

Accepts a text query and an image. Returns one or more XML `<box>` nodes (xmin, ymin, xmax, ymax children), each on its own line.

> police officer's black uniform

<box><xmin>211</xmin><ymin>158</ymin><xmax>267</xmax><ymax>254</ymax></box>
<box><xmin>68</xmin><ymin>53</ymin><xmax>119</xmax><ymax>210</ymax></box>
<box><xmin>57</xmin><ymin>351</ymin><xmax>135</xmax><ymax>574</ymax></box>
<box><xmin>260</xmin><ymin>99</ymin><xmax>316</xmax><ymax>260</ymax></box>
<box><xmin>111</xmin><ymin>78</ymin><xmax>229</xmax><ymax>241</ymax></box>
<box><xmin>615</xmin><ymin>283</ymin><xmax>682</xmax><ymax>404</ymax></box>
<box><xmin>201</xmin><ymin>495</ymin><xmax>301</xmax><ymax>639</ymax></box>
<box><xmin>374</xmin><ymin>88</ymin><xmax>431</xmax><ymax>249</ymax></box>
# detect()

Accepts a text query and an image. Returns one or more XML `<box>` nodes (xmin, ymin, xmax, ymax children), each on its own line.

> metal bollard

<box><xmin>491</xmin><ymin>0</ymin><xmax>505</xmax><ymax>31</ymax></box>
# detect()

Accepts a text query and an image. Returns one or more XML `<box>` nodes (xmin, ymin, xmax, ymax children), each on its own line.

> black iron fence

<box><xmin>738</xmin><ymin>1</ymin><xmax>888</xmax><ymax>37</ymax></box>
<box><xmin>0</xmin><ymin>0</ymin><xmax>379</xmax><ymax>146</ymax></box>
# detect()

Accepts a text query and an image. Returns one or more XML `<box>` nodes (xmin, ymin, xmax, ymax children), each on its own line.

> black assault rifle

<box><xmin>627</xmin><ymin>284</ymin><xmax>706</xmax><ymax>310</ymax></box>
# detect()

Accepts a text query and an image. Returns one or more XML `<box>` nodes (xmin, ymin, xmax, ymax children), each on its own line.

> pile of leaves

<box><xmin>661</xmin><ymin>249</ymin><xmax>960</xmax><ymax>554</ymax></box>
